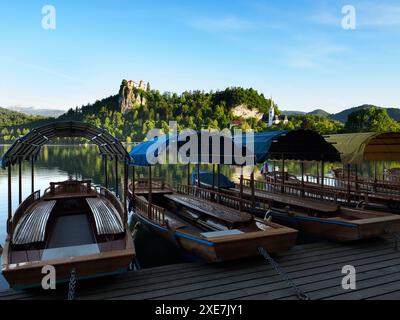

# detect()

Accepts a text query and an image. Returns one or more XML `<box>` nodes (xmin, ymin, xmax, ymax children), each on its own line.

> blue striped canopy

<box><xmin>129</xmin><ymin>132</ymin><xmax>251</xmax><ymax>166</ymax></box>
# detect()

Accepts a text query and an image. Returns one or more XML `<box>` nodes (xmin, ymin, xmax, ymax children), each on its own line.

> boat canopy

<box><xmin>324</xmin><ymin>132</ymin><xmax>400</xmax><ymax>164</ymax></box>
<box><xmin>129</xmin><ymin>131</ymin><xmax>250</xmax><ymax>166</ymax></box>
<box><xmin>0</xmin><ymin>121</ymin><xmax>130</xmax><ymax>168</ymax></box>
<box><xmin>237</xmin><ymin>129</ymin><xmax>341</xmax><ymax>163</ymax></box>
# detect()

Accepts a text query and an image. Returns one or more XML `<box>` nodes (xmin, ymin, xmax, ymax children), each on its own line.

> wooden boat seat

<box><xmin>239</xmin><ymin>187</ymin><xmax>338</xmax><ymax>213</ymax></box>
<box><xmin>165</xmin><ymin>194</ymin><xmax>253</xmax><ymax>224</ymax></box>
<box><xmin>86</xmin><ymin>198</ymin><xmax>124</xmax><ymax>235</ymax></box>
<box><xmin>12</xmin><ymin>200</ymin><xmax>57</xmax><ymax>245</ymax></box>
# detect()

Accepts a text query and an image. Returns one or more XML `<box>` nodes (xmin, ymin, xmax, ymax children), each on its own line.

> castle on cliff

<box><xmin>119</xmin><ymin>79</ymin><xmax>148</xmax><ymax>113</ymax></box>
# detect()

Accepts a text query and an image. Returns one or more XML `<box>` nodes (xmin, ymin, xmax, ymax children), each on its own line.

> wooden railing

<box><xmin>305</xmin><ymin>174</ymin><xmax>400</xmax><ymax>196</ymax></box>
<box><xmin>242</xmin><ymin>177</ymin><xmax>349</xmax><ymax>204</ymax></box>
<box><xmin>44</xmin><ymin>179</ymin><xmax>93</xmax><ymax>196</ymax></box>
<box><xmin>10</xmin><ymin>190</ymin><xmax>41</xmax><ymax>234</ymax></box>
<box><xmin>242</xmin><ymin>176</ymin><xmax>400</xmax><ymax>206</ymax></box>
<box><xmin>134</xmin><ymin>178</ymin><xmax>171</xmax><ymax>190</ymax></box>
<box><xmin>176</xmin><ymin>184</ymin><xmax>268</xmax><ymax>212</ymax></box>
<box><xmin>134</xmin><ymin>195</ymin><xmax>166</xmax><ymax>226</ymax></box>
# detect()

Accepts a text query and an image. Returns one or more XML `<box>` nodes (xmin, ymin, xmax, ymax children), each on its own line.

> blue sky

<box><xmin>0</xmin><ymin>0</ymin><xmax>399</xmax><ymax>113</ymax></box>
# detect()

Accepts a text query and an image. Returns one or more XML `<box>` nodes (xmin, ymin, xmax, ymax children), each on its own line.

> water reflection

<box><xmin>1</xmin><ymin>144</ymin><xmax>400</xmax><ymax>289</ymax></box>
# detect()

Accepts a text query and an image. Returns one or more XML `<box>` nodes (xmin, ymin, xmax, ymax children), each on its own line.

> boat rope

<box><xmin>258</xmin><ymin>247</ymin><xmax>310</xmax><ymax>300</ymax></box>
<box><xmin>67</xmin><ymin>268</ymin><xmax>77</xmax><ymax>300</ymax></box>
<box><xmin>356</xmin><ymin>200</ymin><xmax>365</xmax><ymax>209</ymax></box>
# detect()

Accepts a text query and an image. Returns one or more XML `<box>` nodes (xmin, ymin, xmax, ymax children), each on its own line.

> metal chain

<box><xmin>67</xmin><ymin>268</ymin><xmax>77</xmax><ymax>300</ymax></box>
<box><xmin>258</xmin><ymin>247</ymin><xmax>310</xmax><ymax>300</ymax></box>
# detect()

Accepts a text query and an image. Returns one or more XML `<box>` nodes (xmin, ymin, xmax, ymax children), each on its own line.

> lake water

<box><xmin>1</xmin><ymin>144</ymin><xmax>399</xmax><ymax>289</ymax></box>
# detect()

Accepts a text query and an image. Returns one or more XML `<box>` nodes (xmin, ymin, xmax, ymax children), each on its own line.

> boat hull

<box><xmin>1</xmin><ymin>234</ymin><xmax>135</xmax><ymax>290</ymax></box>
<box><xmin>271</xmin><ymin>212</ymin><xmax>400</xmax><ymax>242</ymax></box>
<box><xmin>135</xmin><ymin>211</ymin><xmax>297</xmax><ymax>262</ymax></box>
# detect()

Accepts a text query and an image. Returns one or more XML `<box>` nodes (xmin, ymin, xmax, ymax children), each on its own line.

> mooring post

<box><xmin>8</xmin><ymin>164</ymin><xmax>12</xmax><ymax>235</ymax></box>
<box><xmin>301</xmin><ymin>161</ymin><xmax>305</xmax><ymax>197</ymax></box>
<box><xmin>321</xmin><ymin>159</ymin><xmax>325</xmax><ymax>200</ymax></box>
<box><xmin>18</xmin><ymin>157</ymin><xmax>22</xmax><ymax>204</ymax></box>
<box><xmin>148</xmin><ymin>166</ymin><xmax>152</xmax><ymax>218</ymax></box>
<box><xmin>250</xmin><ymin>169</ymin><xmax>255</xmax><ymax>207</ymax></box>
<box><xmin>132</xmin><ymin>165</ymin><xmax>135</xmax><ymax>196</ymax></box>
<box><xmin>217</xmin><ymin>164</ymin><xmax>221</xmax><ymax>203</ymax></box>
<box><xmin>115</xmin><ymin>156</ymin><xmax>119</xmax><ymax>197</ymax></box>
<box><xmin>212</xmin><ymin>164</ymin><xmax>216</xmax><ymax>201</ymax></box>
<box><xmin>281</xmin><ymin>154</ymin><xmax>285</xmax><ymax>194</ymax></box>
<box><xmin>123</xmin><ymin>162</ymin><xmax>128</xmax><ymax>221</ymax></box>
<box><xmin>187</xmin><ymin>163</ymin><xmax>190</xmax><ymax>186</ymax></box>
<box><xmin>374</xmin><ymin>160</ymin><xmax>377</xmax><ymax>192</ymax></box>
<box><xmin>355</xmin><ymin>164</ymin><xmax>359</xmax><ymax>191</ymax></box>
<box><xmin>31</xmin><ymin>156</ymin><xmax>35</xmax><ymax>194</ymax></box>
<box><xmin>104</xmin><ymin>155</ymin><xmax>108</xmax><ymax>189</ymax></box>
<box><xmin>347</xmin><ymin>164</ymin><xmax>351</xmax><ymax>204</ymax></box>
<box><xmin>197</xmin><ymin>163</ymin><xmax>200</xmax><ymax>188</ymax></box>
<box><xmin>239</xmin><ymin>168</ymin><xmax>244</xmax><ymax>212</ymax></box>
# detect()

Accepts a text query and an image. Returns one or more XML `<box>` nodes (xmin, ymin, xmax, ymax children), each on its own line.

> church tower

<box><xmin>268</xmin><ymin>98</ymin><xmax>274</xmax><ymax>127</ymax></box>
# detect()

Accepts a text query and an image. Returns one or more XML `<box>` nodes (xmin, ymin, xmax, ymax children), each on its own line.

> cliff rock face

<box><xmin>231</xmin><ymin>104</ymin><xmax>264</xmax><ymax>120</ymax></box>
<box><xmin>119</xmin><ymin>80</ymin><xmax>148</xmax><ymax>113</ymax></box>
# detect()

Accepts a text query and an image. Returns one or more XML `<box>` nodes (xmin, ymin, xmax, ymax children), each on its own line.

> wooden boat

<box><xmin>235</xmin><ymin>185</ymin><xmax>400</xmax><ymax>241</ymax></box>
<box><xmin>129</xmin><ymin>180</ymin><xmax>297</xmax><ymax>262</ymax></box>
<box><xmin>193</xmin><ymin>171</ymin><xmax>400</xmax><ymax>242</ymax></box>
<box><xmin>0</xmin><ymin>121</ymin><xmax>135</xmax><ymax>289</ymax></box>
<box><xmin>1</xmin><ymin>180</ymin><xmax>135</xmax><ymax>289</ymax></box>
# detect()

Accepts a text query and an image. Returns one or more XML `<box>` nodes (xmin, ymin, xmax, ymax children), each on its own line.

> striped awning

<box><xmin>324</xmin><ymin>132</ymin><xmax>400</xmax><ymax>164</ymax></box>
<box><xmin>1</xmin><ymin>121</ymin><xmax>130</xmax><ymax>168</ymax></box>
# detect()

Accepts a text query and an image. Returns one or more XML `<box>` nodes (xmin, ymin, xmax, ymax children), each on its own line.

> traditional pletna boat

<box><xmin>128</xmin><ymin>132</ymin><xmax>298</xmax><ymax>262</ymax></box>
<box><xmin>1</xmin><ymin>122</ymin><xmax>135</xmax><ymax>289</ymax></box>
<box><xmin>212</xmin><ymin>129</ymin><xmax>400</xmax><ymax>242</ymax></box>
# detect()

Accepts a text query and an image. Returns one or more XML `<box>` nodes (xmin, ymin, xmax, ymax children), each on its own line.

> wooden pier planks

<box><xmin>1</xmin><ymin>235</ymin><xmax>399</xmax><ymax>300</ymax></box>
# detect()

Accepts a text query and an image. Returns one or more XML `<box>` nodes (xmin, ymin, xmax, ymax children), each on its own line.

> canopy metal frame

<box><xmin>1</xmin><ymin>121</ymin><xmax>131</xmax><ymax>235</ymax></box>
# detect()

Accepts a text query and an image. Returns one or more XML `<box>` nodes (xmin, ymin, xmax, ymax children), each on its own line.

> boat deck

<box><xmin>165</xmin><ymin>194</ymin><xmax>253</xmax><ymax>223</ymax></box>
<box><xmin>235</xmin><ymin>187</ymin><xmax>339</xmax><ymax>213</ymax></box>
<box><xmin>1</xmin><ymin>235</ymin><xmax>400</xmax><ymax>300</ymax></box>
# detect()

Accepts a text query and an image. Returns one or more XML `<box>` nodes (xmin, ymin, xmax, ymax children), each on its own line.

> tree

<box><xmin>345</xmin><ymin>107</ymin><xmax>400</xmax><ymax>132</ymax></box>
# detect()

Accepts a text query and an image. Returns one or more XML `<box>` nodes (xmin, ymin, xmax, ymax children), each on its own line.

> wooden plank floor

<box><xmin>1</xmin><ymin>235</ymin><xmax>400</xmax><ymax>300</ymax></box>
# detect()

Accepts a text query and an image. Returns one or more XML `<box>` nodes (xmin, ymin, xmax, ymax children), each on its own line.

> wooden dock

<box><xmin>1</xmin><ymin>235</ymin><xmax>400</xmax><ymax>300</ymax></box>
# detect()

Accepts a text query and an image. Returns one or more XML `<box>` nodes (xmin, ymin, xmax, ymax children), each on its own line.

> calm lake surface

<box><xmin>1</xmin><ymin>144</ymin><xmax>399</xmax><ymax>289</ymax></box>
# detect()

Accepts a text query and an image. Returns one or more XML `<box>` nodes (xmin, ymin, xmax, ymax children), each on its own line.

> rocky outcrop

<box><xmin>231</xmin><ymin>104</ymin><xmax>264</xmax><ymax>120</ymax></box>
<box><xmin>119</xmin><ymin>79</ymin><xmax>148</xmax><ymax>113</ymax></box>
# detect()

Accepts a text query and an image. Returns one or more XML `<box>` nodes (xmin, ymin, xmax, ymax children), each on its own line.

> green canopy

<box><xmin>324</xmin><ymin>132</ymin><xmax>400</xmax><ymax>164</ymax></box>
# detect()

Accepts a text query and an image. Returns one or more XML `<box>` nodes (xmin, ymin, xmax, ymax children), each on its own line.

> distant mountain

<box><xmin>281</xmin><ymin>109</ymin><xmax>330</xmax><ymax>117</ymax></box>
<box><xmin>0</xmin><ymin>106</ymin><xmax>50</xmax><ymax>127</ymax></box>
<box><xmin>6</xmin><ymin>106</ymin><xmax>65</xmax><ymax>118</ymax></box>
<box><xmin>308</xmin><ymin>109</ymin><xmax>331</xmax><ymax>118</ymax></box>
<box><xmin>330</xmin><ymin>105</ymin><xmax>400</xmax><ymax>123</ymax></box>
<box><xmin>281</xmin><ymin>110</ymin><xmax>306</xmax><ymax>116</ymax></box>
<box><xmin>282</xmin><ymin>105</ymin><xmax>400</xmax><ymax>123</ymax></box>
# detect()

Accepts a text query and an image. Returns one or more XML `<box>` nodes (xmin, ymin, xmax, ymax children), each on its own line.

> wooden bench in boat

<box><xmin>12</xmin><ymin>200</ymin><xmax>57</xmax><ymax>245</ymax></box>
<box><xmin>86</xmin><ymin>198</ymin><xmax>124</xmax><ymax>235</ymax></box>
<box><xmin>237</xmin><ymin>187</ymin><xmax>339</xmax><ymax>213</ymax></box>
<box><xmin>165</xmin><ymin>194</ymin><xmax>253</xmax><ymax>224</ymax></box>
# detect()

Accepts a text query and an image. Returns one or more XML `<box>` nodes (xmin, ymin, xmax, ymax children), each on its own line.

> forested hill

<box><xmin>330</xmin><ymin>105</ymin><xmax>400</xmax><ymax>123</ymax></box>
<box><xmin>58</xmin><ymin>84</ymin><xmax>278</xmax><ymax>142</ymax></box>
